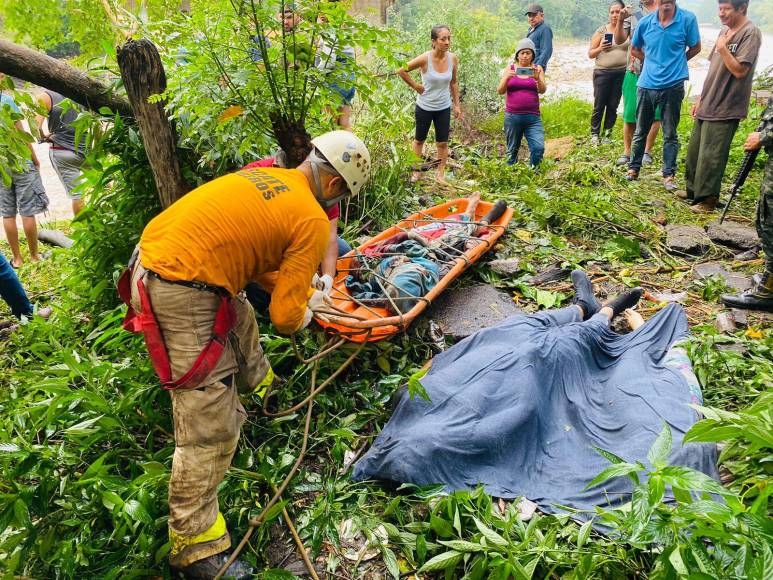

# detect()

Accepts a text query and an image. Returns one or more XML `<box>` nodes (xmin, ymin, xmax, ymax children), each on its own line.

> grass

<box><xmin>1</xmin><ymin>95</ymin><xmax>771</xmax><ymax>578</ymax></box>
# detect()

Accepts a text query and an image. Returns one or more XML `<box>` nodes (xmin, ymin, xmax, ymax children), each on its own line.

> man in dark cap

<box><xmin>525</xmin><ymin>4</ymin><xmax>553</xmax><ymax>71</ymax></box>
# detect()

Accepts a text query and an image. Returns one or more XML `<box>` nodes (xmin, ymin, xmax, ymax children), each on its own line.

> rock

<box><xmin>731</xmin><ymin>308</ymin><xmax>748</xmax><ymax>328</ymax></box>
<box><xmin>694</xmin><ymin>262</ymin><xmax>753</xmax><ymax>292</ymax></box>
<box><xmin>528</xmin><ymin>265</ymin><xmax>570</xmax><ymax>285</ymax></box>
<box><xmin>715</xmin><ymin>311</ymin><xmax>737</xmax><ymax>334</ymax></box>
<box><xmin>716</xmin><ymin>343</ymin><xmax>748</xmax><ymax>355</ymax></box>
<box><xmin>706</xmin><ymin>220</ymin><xmax>760</xmax><ymax>251</ymax></box>
<box><xmin>666</xmin><ymin>225</ymin><xmax>711</xmax><ymax>256</ymax></box>
<box><xmin>429</xmin><ymin>284</ymin><xmax>521</xmax><ymax>339</ymax></box>
<box><xmin>734</xmin><ymin>249</ymin><xmax>760</xmax><ymax>261</ymax></box>
<box><xmin>488</xmin><ymin>258</ymin><xmax>521</xmax><ymax>276</ymax></box>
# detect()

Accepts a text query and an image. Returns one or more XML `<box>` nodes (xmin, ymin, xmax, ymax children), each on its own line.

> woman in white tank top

<box><xmin>397</xmin><ymin>25</ymin><xmax>462</xmax><ymax>183</ymax></box>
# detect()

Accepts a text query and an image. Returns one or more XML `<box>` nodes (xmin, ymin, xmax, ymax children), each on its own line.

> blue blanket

<box><xmin>352</xmin><ymin>304</ymin><xmax>718</xmax><ymax>514</ymax></box>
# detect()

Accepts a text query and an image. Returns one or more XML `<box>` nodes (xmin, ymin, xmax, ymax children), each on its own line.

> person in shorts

<box><xmin>317</xmin><ymin>0</ymin><xmax>356</xmax><ymax>130</ymax></box>
<box><xmin>398</xmin><ymin>25</ymin><xmax>462</xmax><ymax>183</ymax></box>
<box><xmin>614</xmin><ymin>0</ymin><xmax>661</xmax><ymax>166</ymax></box>
<box><xmin>1</xmin><ymin>80</ymin><xmax>48</xmax><ymax>269</ymax></box>
<box><xmin>36</xmin><ymin>90</ymin><xmax>86</xmax><ymax>216</ymax></box>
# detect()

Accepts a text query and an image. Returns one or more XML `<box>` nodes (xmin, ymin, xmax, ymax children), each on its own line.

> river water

<box><xmin>546</xmin><ymin>24</ymin><xmax>773</xmax><ymax>102</ymax></box>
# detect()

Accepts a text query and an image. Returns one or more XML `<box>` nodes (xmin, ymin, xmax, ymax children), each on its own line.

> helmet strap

<box><xmin>309</xmin><ymin>149</ymin><xmax>342</xmax><ymax>209</ymax></box>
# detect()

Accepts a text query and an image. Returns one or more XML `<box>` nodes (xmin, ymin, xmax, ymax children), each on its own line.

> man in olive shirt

<box><xmin>682</xmin><ymin>0</ymin><xmax>761</xmax><ymax>212</ymax></box>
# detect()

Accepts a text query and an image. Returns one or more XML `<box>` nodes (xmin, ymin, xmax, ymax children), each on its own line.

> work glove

<box><xmin>311</xmin><ymin>273</ymin><xmax>334</xmax><ymax>295</ymax></box>
<box><xmin>308</xmin><ymin>289</ymin><xmax>333</xmax><ymax>311</ymax></box>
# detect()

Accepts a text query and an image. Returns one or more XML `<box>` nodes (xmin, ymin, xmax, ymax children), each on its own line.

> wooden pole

<box><xmin>0</xmin><ymin>39</ymin><xmax>132</xmax><ymax>116</ymax></box>
<box><xmin>117</xmin><ymin>39</ymin><xmax>191</xmax><ymax>208</ymax></box>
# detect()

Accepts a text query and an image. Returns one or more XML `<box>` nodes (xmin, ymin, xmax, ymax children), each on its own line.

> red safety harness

<box><xmin>117</xmin><ymin>261</ymin><xmax>237</xmax><ymax>391</ymax></box>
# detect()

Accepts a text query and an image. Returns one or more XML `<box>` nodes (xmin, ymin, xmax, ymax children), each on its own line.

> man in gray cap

<box><xmin>525</xmin><ymin>4</ymin><xmax>553</xmax><ymax>71</ymax></box>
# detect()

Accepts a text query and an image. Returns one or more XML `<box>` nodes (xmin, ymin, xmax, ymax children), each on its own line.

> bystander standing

<box><xmin>614</xmin><ymin>0</ymin><xmax>661</xmax><ymax>166</ymax></box>
<box><xmin>682</xmin><ymin>0</ymin><xmax>761</xmax><ymax>212</ymax></box>
<box><xmin>525</xmin><ymin>4</ymin><xmax>553</xmax><ymax>71</ymax></box>
<box><xmin>588</xmin><ymin>0</ymin><xmax>629</xmax><ymax>145</ymax></box>
<box><xmin>625</xmin><ymin>0</ymin><xmax>700</xmax><ymax>192</ymax></box>
<box><xmin>722</xmin><ymin>99</ymin><xmax>773</xmax><ymax>312</ymax></box>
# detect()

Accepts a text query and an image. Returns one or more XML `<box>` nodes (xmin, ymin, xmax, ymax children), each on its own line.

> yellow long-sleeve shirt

<box><xmin>140</xmin><ymin>168</ymin><xmax>329</xmax><ymax>334</ymax></box>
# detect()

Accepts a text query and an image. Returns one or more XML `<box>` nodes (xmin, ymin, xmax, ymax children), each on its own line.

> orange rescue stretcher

<box><xmin>315</xmin><ymin>197</ymin><xmax>514</xmax><ymax>342</ymax></box>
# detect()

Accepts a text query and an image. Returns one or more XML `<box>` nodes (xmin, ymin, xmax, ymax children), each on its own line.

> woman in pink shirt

<box><xmin>497</xmin><ymin>38</ymin><xmax>547</xmax><ymax>168</ymax></box>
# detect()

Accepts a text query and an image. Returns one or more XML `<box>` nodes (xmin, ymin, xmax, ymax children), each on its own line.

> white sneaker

<box><xmin>591</xmin><ymin>135</ymin><xmax>599</xmax><ymax>146</ymax></box>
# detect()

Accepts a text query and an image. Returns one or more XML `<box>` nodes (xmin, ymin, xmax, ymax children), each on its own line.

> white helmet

<box><xmin>311</xmin><ymin>130</ymin><xmax>371</xmax><ymax>197</ymax></box>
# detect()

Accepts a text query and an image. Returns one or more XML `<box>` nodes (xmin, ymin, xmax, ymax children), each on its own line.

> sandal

<box><xmin>625</xmin><ymin>170</ymin><xmax>639</xmax><ymax>181</ymax></box>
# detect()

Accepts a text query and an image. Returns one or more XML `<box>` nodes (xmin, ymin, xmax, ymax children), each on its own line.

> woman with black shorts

<box><xmin>397</xmin><ymin>25</ymin><xmax>461</xmax><ymax>183</ymax></box>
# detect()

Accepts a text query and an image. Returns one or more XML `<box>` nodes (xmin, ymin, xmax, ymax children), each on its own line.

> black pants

<box><xmin>591</xmin><ymin>68</ymin><xmax>626</xmax><ymax>136</ymax></box>
<box><xmin>415</xmin><ymin>105</ymin><xmax>451</xmax><ymax>142</ymax></box>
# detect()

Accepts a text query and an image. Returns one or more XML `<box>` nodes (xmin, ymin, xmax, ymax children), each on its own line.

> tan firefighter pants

<box><xmin>129</xmin><ymin>260</ymin><xmax>270</xmax><ymax>567</ymax></box>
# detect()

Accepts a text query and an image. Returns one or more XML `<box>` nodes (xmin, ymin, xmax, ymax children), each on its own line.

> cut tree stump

<box><xmin>117</xmin><ymin>39</ymin><xmax>190</xmax><ymax>208</ymax></box>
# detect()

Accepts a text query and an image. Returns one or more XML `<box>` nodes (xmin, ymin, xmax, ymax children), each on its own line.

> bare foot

<box><xmin>30</xmin><ymin>254</ymin><xmax>41</xmax><ymax>263</ymax></box>
<box><xmin>434</xmin><ymin>173</ymin><xmax>448</xmax><ymax>185</ymax></box>
<box><xmin>623</xmin><ymin>308</ymin><xmax>645</xmax><ymax>330</ymax></box>
<box><xmin>10</xmin><ymin>258</ymin><xmax>23</xmax><ymax>269</ymax></box>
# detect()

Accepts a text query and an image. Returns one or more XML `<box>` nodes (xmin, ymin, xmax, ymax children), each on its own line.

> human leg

<box><xmin>603</xmin><ymin>69</ymin><xmax>625</xmax><ymax>135</ymax></box>
<box><xmin>523</xmin><ymin>115</ymin><xmax>545</xmax><ymax>167</ymax></box>
<box><xmin>0</xmin><ymin>253</ymin><xmax>33</xmax><ymax>318</ymax></box>
<box><xmin>2</xmin><ymin>217</ymin><xmax>23</xmax><ymax>268</ymax></box>
<box><xmin>629</xmin><ymin>88</ymin><xmax>656</xmax><ymax>175</ymax></box>
<box><xmin>21</xmin><ymin>216</ymin><xmax>40</xmax><ymax>261</ymax></box>
<box><xmin>645</xmin><ymin>120</ymin><xmax>660</xmax><ymax>154</ymax></box>
<box><xmin>434</xmin><ymin>107</ymin><xmax>452</xmax><ymax>181</ymax></box>
<box><xmin>659</xmin><ymin>83</ymin><xmax>685</xmax><ymax>178</ymax></box>
<box><xmin>622</xmin><ymin>123</ymin><xmax>634</xmax><ymax>157</ymax></box>
<box><xmin>337</xmin><ymin>236</ymin><xmax>352</xmax><ymax>256</ymax></box>
<box><xmin>691</xmin><ymin>119</ymin><xmax>739</xmax><ymax>206</ymax></box>
<box><xmin>590</xmin><ymin>69</ymin><xmax>609</xmax><ymax>137</ymax></box>
<box><xmin>684</xmin><ymin>119</ymin><xmax>703</xmax><ymax>201</ymax></box>
<box><xmin>49</xmin><ymin>148</ymin><xmax>85</xmax><ymax>216</ymax></box>
<box><xmin>504</xmin><ymin>113</ymin><xmax>522</xmax><ymax>165</ymax></box>
<box><xmin>130</xmin><ymin>272</ymin><xmax>250</xmax><ymax>569</ymax></box>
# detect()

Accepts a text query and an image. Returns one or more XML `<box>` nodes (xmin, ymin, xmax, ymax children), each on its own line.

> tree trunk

<box><xmin>0</xmin><ymin>39</ymin><xmax>132</xmax><ymax>116</ymax></box>
<box><xmin>269</xmin><ymin>113</ymin><xmax>312</xmax><ymax>169</ymax></box>
<box><xmin>117</xmin><ymin>39</ymin><xmax>190</xmax><ymax>208</ymax></box>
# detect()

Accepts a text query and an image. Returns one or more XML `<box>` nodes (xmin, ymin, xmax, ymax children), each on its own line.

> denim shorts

<box><xmin>0</xmin><ymin>164</ymin><xmax>49</xmax><ymax>218</ymax></box>
<box><xmin>327</xmin><ymin>81</ymin><xmax>356</xmax><ymax>106</ymax></box>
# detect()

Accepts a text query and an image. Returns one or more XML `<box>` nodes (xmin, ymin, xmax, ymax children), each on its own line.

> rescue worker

<box><xmin>722</xmin><ymin>98</ymin><xmax>773</xmax><ymax>312</ymax></box>
<box><xmin>121</xmin><ymin>131</ymin><xmax>370</xmax><ymax>577</ymax></box>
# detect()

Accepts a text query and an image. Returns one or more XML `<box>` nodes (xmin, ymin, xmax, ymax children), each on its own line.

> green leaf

<box><xmin>585</xmin><ymin>462</ymin><xmax>641</xmax><ymax>489</ymax></box>
<box><xmin>418</xmin><ymin>550</ymin><xmax>463</xmax><ymax>572</ymax></box>
<box><xmin>407</xmin><ymin>367</ymin><xmax>430</xmax><ymax>402</ymax></box>
<box><xmin>647</xmin><ymin>423</ymin><xmax>672</xmax><ymax>469</ymax></box>
<box><xmin>576</xmin><ymin>520</ymin><xmax>592</xmax><ymax>549</ymax></box>
<box><xmin>13</xmin><ymin>499</ymin><xmax>30</xmax><ymax>527</ymax></box>
<box><xmin>381</xmin><ymin>547</ymin><xmax>400</xmax><ymax>579</ymax></box>
<box><xmin>123</xmin><ymin>499</ymin><xmax>152</xmax><ymax>524</ymax></box>
<box><xmin>430</xmin><ymin>513</ymin><xmax>454</xmax><ymax>538</ymax></box>
<box><xmin>473</xmin><ymin>517</ymin><xmax>508</xmax><ymax>547</ymax></box>
<box><xmin>668</xmin><ymin>545</ymin><xmax>689</xmax><ymax>576</ymax></box>
<box><xmin>592</xmin><ymin>447</ymin><xmax>627</xmax><ymax>465</ymax></box>
<box><xmin>438</xmin><ymin>540</ymin><xmax>484</xmax><ymax>553</ymax></box>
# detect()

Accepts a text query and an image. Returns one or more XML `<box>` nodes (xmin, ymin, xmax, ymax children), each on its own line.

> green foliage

<box><xmin>0</xmin><ymin>78</ymin><xmax>39</xmax><ymax>185</ymax></box>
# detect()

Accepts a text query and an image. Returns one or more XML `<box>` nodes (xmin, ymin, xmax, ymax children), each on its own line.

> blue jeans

<box><xmin>0</xmin><ymin>253</ymin><xmax>32</xmax><ymax>318</ymax></box>
<box><xmin>504</xmin><ymin>113</ymin><xmax>545</xmax><ymax>167</ymax></box>
<box><xmin>629</xmin><ymin>83</ymin><xmax>685</xmax><ymax>176</ymax></box>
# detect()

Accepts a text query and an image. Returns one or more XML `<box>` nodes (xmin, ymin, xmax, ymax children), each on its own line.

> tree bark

<box><xmin>0</xmin><ymin>39</ymin><xmax>132</xmax><ymax>116</ymax></box>
<box><xmin>117</xmin><ymin>39</ymin><xmax>190</xmax><ymax>208</ymax></box>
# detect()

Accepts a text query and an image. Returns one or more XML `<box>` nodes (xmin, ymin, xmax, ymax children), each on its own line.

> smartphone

<box><xmin>604</xmin><ymin>32</ymin><xmax>614</xmax><ymax>44</ymax></box>
<box><xmin>515</xmin><ymin>66</ymin><xmax>534</xmax><ymax>76</ymax></box>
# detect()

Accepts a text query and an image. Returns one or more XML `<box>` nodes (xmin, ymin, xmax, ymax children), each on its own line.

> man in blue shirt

<box><xmin>626</xmin><ymin>0</ymin><xmax>701</xmax><ymax>191</ymax></box>
<box><xmin>525</xmin><ymin>4</ymin><xmax>553</xmax><ymax>71</ymax></box>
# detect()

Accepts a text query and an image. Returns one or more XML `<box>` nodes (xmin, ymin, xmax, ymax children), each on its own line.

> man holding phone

<box><xmin>625</xmin><ymin>0</ymin><xmax>701</xmax><ymax>191</ymax></box>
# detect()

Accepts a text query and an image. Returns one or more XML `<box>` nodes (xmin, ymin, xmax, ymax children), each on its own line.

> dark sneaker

<box><xmin>172</xmin><ymin>552</ymin><xmax>253</xmax><ymax>579</ymax></box>
<box><xmin>721</xmin><ymin>273</ymin><xmax>773</xmax><ymax>312</ymax></box>
<box><xmin>605</xmin><ymin>287</ymin><xmax>645</xmax><ymax>318</ymax></box>
<box><xmin>571</xmin><ymin>270</ymin><xmax>602</xmax><ymax>320</ymax></box>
